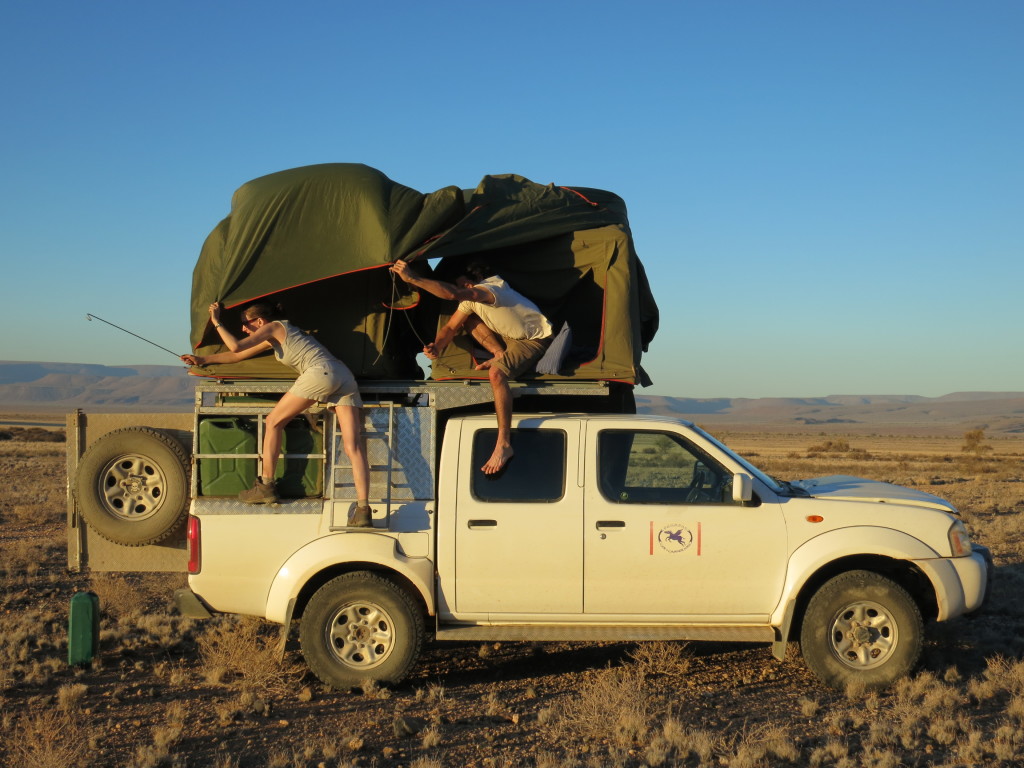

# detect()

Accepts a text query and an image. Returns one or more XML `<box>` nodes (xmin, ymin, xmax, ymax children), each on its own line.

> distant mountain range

<box><xmin>0</xmin><ymin>361</ymin><xmax>199</xmax><ymax>411</ymax></box>
<box><xmin>1</xmin><ymin>361</ymin><xmax>1021</xmax><ymax>434</ymax></box>
<box><xmin>635</xmin><ymin>392</ymin><xmax>1024</xmax><ymax>436</ymax></box>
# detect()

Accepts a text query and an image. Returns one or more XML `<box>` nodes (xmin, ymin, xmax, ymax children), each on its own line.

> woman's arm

<box><xmin>207</xmin><ymin>303</ymin><xmax>282</xmax><ymax>354</ymax></box>
<box><xmin>215</xmin><ymin>322</ymin><xmax>277</xmax><ymax>354</ymax></box>
<box><xmin>182</xmin><ymin>303</ymin><xmax>277</xmax><ymax>366</ymax></box>
<box><xmin>181</xmin><ymin>342</ymin><xmax>272</xmax><ymax>367</ymax></box>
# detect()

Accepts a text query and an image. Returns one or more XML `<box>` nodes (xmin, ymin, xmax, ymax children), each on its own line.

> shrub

<box><xmin>9</xmin><ymin>708</ymin><xmax>89</xmax><ymax>768</ymax></box>
<box><xmin>962</xmin><ymin>429</ymin><xmax>993</xmax><ymax>456</ymax></box>
<box><xmin>553</xmin><ymin>667</ymin><xmax>652</xmax><ymax>749</ymax></box>
<box><xmin>197</xmin><ymin>616</ymin><xmax>301</xmax><ymax>695</ymax></box>
<box><xmin>626</xmin><ymin>641</ymin><xmax>691</xmax><ymax>676</ymax></box>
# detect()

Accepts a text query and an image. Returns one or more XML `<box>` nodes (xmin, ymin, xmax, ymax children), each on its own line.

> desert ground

<box><xmin>1</xmin><ymin>413</ymin><xmax>1023</xmax><ymax>768</ymax></box>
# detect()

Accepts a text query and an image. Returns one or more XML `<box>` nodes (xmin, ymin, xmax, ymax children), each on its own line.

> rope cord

<box><xmin>371</xmin><ymin>267</ymin><xmax>455</xmax><ymax>374</ymax></box>
<box><xmin>370</xmin><ymin>272</ymin><xmax>399</xmax><ymax>366</ymax></box>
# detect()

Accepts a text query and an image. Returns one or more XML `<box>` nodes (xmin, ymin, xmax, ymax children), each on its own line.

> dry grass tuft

<box><xmin>197</xmin><ymin>615</ymin><xmax>302</xmax><ymax>695</ymax></box>
<box><xmin>90</xmin><ymin>573</ymin><xmax>149</xmax><ymax>617</ymax></box>
<box><xmin>482</xmin><ymin>689</ymin><xmax>503</xmax><ymax>716</ymax></box>
<box><xmin>725</xmin><ymin>723</ymin><xmax>799</xmax><ymax>766</ymax></box>
<box><xmin>9</xmin><ymin>707</ymin><xmax>90</xmax><ymax>768</ymax></box>
<box><xmin>425</xmin><ymin>682</ymin><xmax>446</xmax><ymax>703</ymax></box>
<box><xmin>552</xmin><ymin>667</ymin><xmax>652</xmax><ymax>749</ymax></box>
<box><xmin>56</xmin><ymin>682</ymin><xmax>88</xmax><ymax>712</ymax></box>
<box><xmin>807</xmin><ymin>737</ymin><xmax>849</xmax><ymax>767</ymax></box>
<box><xmin>360</xmin><ymin>677</ymin><xmax>392</xmax><ymax>699</ymax></box>
<box><xmin>626</xmin><ymin>640</ymin><xmax>691</xmax><ymax>676</ymax></box>
<box><xmin>799</xmin><ymin>696</ymin><xmax>822</xmax><ymax>717</ymax></box>
<box><xmin>420</xmin><ymin>724</ymin><xmax>443</xmax><ymax>749</ymax></box>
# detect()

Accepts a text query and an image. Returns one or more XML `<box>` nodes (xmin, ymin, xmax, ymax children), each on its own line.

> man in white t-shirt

<box><xmin>391</xmin><ymin>259</ymin><xmax>553</xmax><ymax>474</ymax></box>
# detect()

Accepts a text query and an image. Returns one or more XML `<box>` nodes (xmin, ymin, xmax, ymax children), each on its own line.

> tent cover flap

<box><xmin>190</xmin><ymin>164</ymin><xmax>658</xmax><ymax>385</ymax></box>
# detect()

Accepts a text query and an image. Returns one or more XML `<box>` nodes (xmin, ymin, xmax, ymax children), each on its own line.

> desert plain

<box><xmin>1</xmin><ymin>406</ymin><xmax>1023</xmax><ymax>768</ymax></box>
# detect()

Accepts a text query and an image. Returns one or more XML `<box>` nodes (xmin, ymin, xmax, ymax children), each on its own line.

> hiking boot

<box><xmin>349</xmin><ymin>504</ymin><xmax>373</xmax><ymax>527</ymax></box>
<box><xmin>239</xmin><ymin>479</ymin><xmax>278</xmax><ymax>504</ymax></box>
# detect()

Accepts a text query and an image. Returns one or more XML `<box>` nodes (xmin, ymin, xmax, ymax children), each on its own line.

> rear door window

<box><xmin>471</xmin><ymin>429</ymin><xmax>566</xmax><ymax>502</ymax></box>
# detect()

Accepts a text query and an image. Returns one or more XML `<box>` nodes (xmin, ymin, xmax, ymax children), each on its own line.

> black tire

<box><xmin>800</xmin><ymin>570</ymin><xmax>923</xmax><ymax>690</ymax></box>
<box><xmin>300</xmin><ymin>572</ymin><xmax>424</xmax><ymax>690</ymax></box>
<box><xmin>75</xmin><ymin>427</ymin><xmax>190</xmax><ymax>546</ymax></box>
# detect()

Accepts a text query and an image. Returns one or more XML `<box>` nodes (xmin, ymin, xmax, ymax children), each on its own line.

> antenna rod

<box><xmin>85</xmin><ymin>313</ymin><xmax>184</xmax><ymax>360</ymax></box>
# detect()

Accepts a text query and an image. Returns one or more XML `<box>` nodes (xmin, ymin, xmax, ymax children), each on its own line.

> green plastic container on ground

<box><xmin>68</xmin><ymin>591</ymin><xmax>100</xmax><ymax>666</ymax></box>
<box><xmin>198</xmin><ymin>417</ymin><xmax>323</xmax><ymax>497</ymax></box>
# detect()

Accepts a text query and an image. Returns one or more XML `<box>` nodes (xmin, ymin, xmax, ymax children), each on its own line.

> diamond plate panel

<box><xmin>192</xmin><ymin>498</ymin><xmax>323</xmax><ymax>516</ymax></box>
<box><xmin>332</xmin><ymin>404</ymin><xmax>434</xmax><ymax>502</ymax></box>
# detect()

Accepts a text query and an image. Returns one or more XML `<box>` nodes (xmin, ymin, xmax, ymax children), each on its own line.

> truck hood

<box><xmin>792</xmin><ymin>475</ymin><xmax>958</xmax><ymax>514</ymax></box>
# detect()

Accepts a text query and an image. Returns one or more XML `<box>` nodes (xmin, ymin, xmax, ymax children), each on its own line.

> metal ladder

<box><xmin>331</xmin><ymin>402</ymin><xmax>397</xmax><ymax>526</ymax></box>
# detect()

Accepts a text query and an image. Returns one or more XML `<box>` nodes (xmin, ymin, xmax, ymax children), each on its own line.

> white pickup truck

<box><xmin>67</xmin><ymin>380</ymin><xmax>990</xmax><ymax>691</ymax></box>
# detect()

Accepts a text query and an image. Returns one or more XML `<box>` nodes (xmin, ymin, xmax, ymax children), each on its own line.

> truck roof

<box><xmin>459</xmin><ymin>413</ymin><xmax>697</xmax><ymax>429</ymax></box>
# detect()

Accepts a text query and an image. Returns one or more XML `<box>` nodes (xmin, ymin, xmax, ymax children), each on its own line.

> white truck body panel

<box><xmin>263</xmin><ymin>531</ymin><xmax>436</xmax><ymax>624</ymax></box>
<box><xmin>189</xmin><ymin>505</ymin><xmax>321</xmax><ymax>617</ymax></box>
<box><xmin>186</xmin><ymin>407</ymin><xmax>988</xmax><ymax>632</ymax></box>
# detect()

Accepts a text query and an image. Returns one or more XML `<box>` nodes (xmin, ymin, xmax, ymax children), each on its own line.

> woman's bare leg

<box><xmin>262</xmin><ymin>393</ymin><xmax>315</xmax><ymax>480</ymax></box>
<box><xmin>334</xmin><ymin>404</ymin><xmax>369</xmax><ymax>502</ymax></box>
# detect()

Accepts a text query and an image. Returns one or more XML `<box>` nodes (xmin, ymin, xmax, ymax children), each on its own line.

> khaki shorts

<box><xmin>289</xmin><ymin>361</ymin><xmax>363</xmax><ymax>407</ymax></box>
<box><xmin>493</xmin><ymin>336</ymin><xmax>552</xmax><ymax>378</ymax></box>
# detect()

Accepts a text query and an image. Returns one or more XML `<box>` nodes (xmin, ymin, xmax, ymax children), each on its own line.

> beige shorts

<box><xmin>493</xmin><ymin>336</ymin><xmax>552</xmax><ymax>378</ymax></box>
<box><xmin>289</xmin><ymin>362</ymin><xmax>362</xmax><ymax>407</ymax></box>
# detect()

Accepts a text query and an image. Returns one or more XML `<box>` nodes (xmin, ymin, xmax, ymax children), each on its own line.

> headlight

<box><xmin>948</xmin><ymin>520</ymin><xmax>972</xmax><ymax>557</ymax></box>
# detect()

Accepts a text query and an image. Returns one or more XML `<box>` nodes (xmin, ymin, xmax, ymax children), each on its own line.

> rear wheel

<box><xmin>300</xmin><ymin>572</ymin><xmax>424</xmax><ymax>690</ymax></box>
<box><xmin>75</xmin><ymin>427</ymin><xmax>190</xmax><ymax>546</ymax></box>
<box><xmin>801</xmin><ymin>570</ymin><xmax>923</xmax><ymax>690</ymax></box>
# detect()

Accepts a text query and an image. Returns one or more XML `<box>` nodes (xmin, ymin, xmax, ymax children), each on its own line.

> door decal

<box><xmin>649</xmin><ymin>522</ymin><xmax>702</xmax><ymax>555</ymax></box>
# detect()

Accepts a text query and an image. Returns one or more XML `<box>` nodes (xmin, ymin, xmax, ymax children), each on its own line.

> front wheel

<box><xmin>800</xmin><ymin>570</ymin><xmax>923</xmax><ymax>690</ymax></box>
<box><xmin>300</xmin><ymin>572</ymin><xmax>424</xmax><ymax>690</ymax></box>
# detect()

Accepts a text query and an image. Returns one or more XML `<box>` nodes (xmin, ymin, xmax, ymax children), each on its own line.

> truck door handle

<box><xmin>468</xmin><ymin>519</ymin><xmax>497</xmax><ymax>529</ymax></box>
<box><xmin>596</xmin><ymin>520</ymin><xmax>626</xmax><ymax>530</ymax></box>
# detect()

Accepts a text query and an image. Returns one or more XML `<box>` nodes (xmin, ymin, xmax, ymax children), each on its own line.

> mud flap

<box><xmin>277</xmin><ymin>597</ymin><xmax>297</xmax><ymax>661</ymax></box>
<box><xmin>772</xmin><ymin>599</ymin><xmax>796</xmax><ymax>661</ymax></box>
<box><xmin>173</xmin><ymin>588</ymin><xmax>213</xmax><ymax>619</ymax></box>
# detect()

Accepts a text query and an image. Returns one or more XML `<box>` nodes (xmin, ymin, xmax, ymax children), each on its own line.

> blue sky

<box><xmin>1</xmin><ymin>1</ymin><xmax>1020</xmax><ymax>398</ymax></box>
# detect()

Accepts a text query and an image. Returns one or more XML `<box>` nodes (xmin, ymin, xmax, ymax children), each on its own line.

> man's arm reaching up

<box><xmin>390</xmin><ymin>260</ymin><xmax>494</xmax><ymax>305</ymax></box>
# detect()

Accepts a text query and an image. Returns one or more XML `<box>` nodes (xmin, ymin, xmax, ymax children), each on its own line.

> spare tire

<box><xmin>75</xmin><ymin>427</ymin><xmax>190</xmax><ymax>546</ymax></box>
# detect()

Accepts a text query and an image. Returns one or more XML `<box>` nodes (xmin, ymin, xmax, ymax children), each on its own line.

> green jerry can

<box><xmin>198</xmin><ymin>416</ymin><xmax>323</xmax><ymax>497</ymax></box>
<box><xmin>68</xmin><ymin>591</ymin><xmax>100</xmax><ymax>666</ymax></box>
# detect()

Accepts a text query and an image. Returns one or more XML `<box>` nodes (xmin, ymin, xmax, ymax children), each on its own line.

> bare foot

<box><xmin>482</xmin><ymin>444</ymin><xmax>513</xmax><ymax>474</ymax></box>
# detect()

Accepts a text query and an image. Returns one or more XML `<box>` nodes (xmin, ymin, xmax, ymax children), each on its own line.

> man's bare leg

<box><xmin>483</xmin><ymin>365</ymin><xmax>514</xmax><ymax>474</ymax></box>
<box><xmin>466</xmin><ymin>317</ymin><xmax>506</xmax><ymax>369</ymax></box>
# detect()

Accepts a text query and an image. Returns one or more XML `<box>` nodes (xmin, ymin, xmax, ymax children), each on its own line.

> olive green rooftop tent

<box><xmin>190</xmin><ymin>164</ymin><xmax>658</xmax><ymax>386</ymax></box>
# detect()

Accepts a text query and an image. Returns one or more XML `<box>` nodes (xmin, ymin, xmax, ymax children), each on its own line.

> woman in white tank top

<box><xmin>181</xmin><ymin>302</ymin><xmax>372</xmax><ymax>525</ymax></box>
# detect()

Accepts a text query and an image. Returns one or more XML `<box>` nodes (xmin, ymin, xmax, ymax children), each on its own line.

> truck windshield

<box><xmin>691</xmin><ymin>426</ymin><xmax>784</xmax><ymax>494</ymax></box>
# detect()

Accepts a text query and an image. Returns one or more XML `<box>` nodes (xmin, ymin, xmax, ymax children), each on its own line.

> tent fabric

<box><xmin>189</xmin><ymin>164</ymin><xmax>658</xmax><ymax>386</ymax></box>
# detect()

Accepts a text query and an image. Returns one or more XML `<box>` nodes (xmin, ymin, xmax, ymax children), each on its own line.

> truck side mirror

<box><xmin>732</xmin><ymin>472</ymin><xmax>753</xmax><ymax>503</ymax></box>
